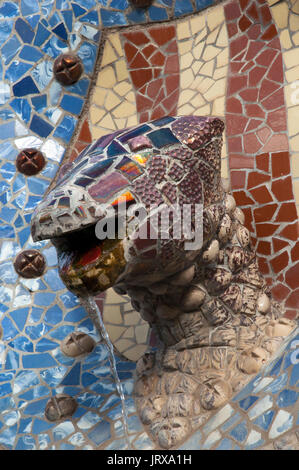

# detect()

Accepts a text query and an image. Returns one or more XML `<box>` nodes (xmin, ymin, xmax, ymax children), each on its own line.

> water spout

<box><xmin>81</xmin><ymin>296</ymin><xmax>132</xmax><ymax>450</ymax></box>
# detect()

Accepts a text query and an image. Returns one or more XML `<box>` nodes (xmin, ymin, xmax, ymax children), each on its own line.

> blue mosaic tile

<box><xmin>239</xmin><ymin>395</ymin><xmax>259</xmax><ymax>411</ymax></box>
<box><xmin>229</xmin><ymin>421</ymin><xmax>248</xmax><ymax>444</ymax></box>
<box><xmin>22</xmin><ymin>353</ymin><xmax>57</xmax><ymax>368</ymax></box>
<box><xmin>15</xmin><ymin>18</ymin><xmax>35</xmax><ymax>43</ymax></box>
<box><xmin>2</xmin><ymin>35</ymin><xmax>22</xmax><ymax>65</ymax></box>
<box><xmin>277</xmin><ymin>389</ymin><xmax>298</xmax><ymax>408</ymax></box>
<box><xmin>33</xmin><ymin>23</ymin><xmax>51</xmax><ymax>47</ymax></box>
<box><xmin>13</xmin><ymin>76</ymin><xmax>39</xmax><ymax>97</ymax></box>
<box><xmin>87</xmin><ymin>420</ymin><xmax>111</xmax><ymax>446</ymax></box>
<box><xmin>60</xmin><ymin>94</ymin><xmax>84</xmax><ymax>115</ymax></box>
<box><xmin>215</xmin><ymin>438</ymin><xmax>234</xmax><ymax>450</ymax></box>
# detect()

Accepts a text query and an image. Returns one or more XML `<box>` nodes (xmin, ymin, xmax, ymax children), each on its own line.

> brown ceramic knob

<box><xmin>14</xmin><ymin>250</ymin><xmax>46</xmax><ymax>279</ymax></box>
<box><xmin>129</xmin><ymin>0</ymin><xmax>153</xmax><ymax>7</ymax></box>
<box><xmin>61</xmin><ymin>331</ymin><xmax>95</xmax><ymax>357</ymax></box>
<box><xmin>16</xmin><ymin>148</ymin><xmax>45</xmax><ymax>176</ymax></box>
<box><xmin>53</xmin><ymin>53</ymin><xmax>83</xmax><ymax>86</ymax></box>
<box><xmin>45</xmin><ymin>394</ymin><xmax>77</xmax><ymax>422</ymax></box>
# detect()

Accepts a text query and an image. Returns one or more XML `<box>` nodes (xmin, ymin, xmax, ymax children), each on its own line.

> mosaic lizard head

<box><xmin>31</xmin><ymin>116</ymin><xmax>225</xmax><ymax>298</ymax></box>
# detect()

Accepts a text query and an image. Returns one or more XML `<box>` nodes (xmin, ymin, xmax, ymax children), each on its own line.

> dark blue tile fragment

<box><xmin>71</xmin><ymin>2</ymin><xmax>86</xmax><ymax>17</ymax></box>
<box><xmin>174</xmin><ymin>0</ymin><xmax>194</xmax><ymax>16</ymax></box>
<box><xmin>152</xmin><ymin>116</ymin><xmax>175</xmax><ymax>126</ymax></box>
<box><xmin>15</xmin><ymin>18</ymin><xmax>34</xmax><ymax>43</ymax></box>
<box><xmin>61</xmin><ymin>363</ymin><xmax>81</xmax><ymax>386</ymax></box>
<box><xmin>83</xmin><ymin>159</ymin><xmax>114</xmax><ymax>178</ymax></box>
<box><xmin>148</xmin><ymin>128</ymin><xmax>179</xmax><ymax>148</ymax></box>
<box><xmin>107</xmin><ymin>141</ymin><xmax>127</xmax><ymax>157</ymax></box>
<box><xmin>61</xmin><ymin>10</ymin><xmax>73</xmax><ymax>31</ymax></box>
<box><xmin>53</xmin><ymin>22</ymin><xmax>68</xmax><ymax>41</ymax></box>
<box><xmin>31</xmin><ymin>94</ymin><xmax>47</xmax><ymax>112</ymax></box>
<box><xmin>269</xmin><ymin>356</ymin><xmax>283</xmax><ymax>376</ymax></box>
<box><xmin>148</xmin><ymin>6</ymin><xmax>168</xmax><ymax>21</ymax></box>
<box><xmin>33</xmin><ymin>23</ymin><xmax>51</xmax><ymax>46</ymax></box>
<box><xmin>13</xmin><ymin>76</ymin><xmax>39</xmax><ymax>96</ymax></box>
<box><xmin>30</xmin><ymin>115</ymin><xmax>53</xmax><ymax>138</ymax></box>
<box><xmin>118</xmin><ymin>124</ymin><xmax>151</xmax><ymax>143</ymax></box>
<box><xmin>74</xmin><ymin>176</ymin><xmax>93</xmax><ymax>188</ymax></box>
<box><xmin>289</xmin><ymin>364</ymin><xmax>299</xmax><ymax>386</ymax></box>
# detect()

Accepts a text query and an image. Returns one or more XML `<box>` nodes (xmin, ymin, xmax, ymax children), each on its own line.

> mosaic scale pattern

<box><xmin>0</xmin><ymin>0</ymin><xmax>298</xmax><ymax>451</ymax></box>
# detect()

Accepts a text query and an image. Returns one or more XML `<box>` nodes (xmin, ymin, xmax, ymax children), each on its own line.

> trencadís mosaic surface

<box><xmin>0</xmin><ymin>0</ymin><xmax>298</xmax><ymax>451</ymax></box>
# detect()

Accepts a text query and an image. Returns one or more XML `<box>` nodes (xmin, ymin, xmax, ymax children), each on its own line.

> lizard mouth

<box><xmin>53</xmin><ymin>211</ymin><xmax>128</xmax><ymax>297</ymax></box>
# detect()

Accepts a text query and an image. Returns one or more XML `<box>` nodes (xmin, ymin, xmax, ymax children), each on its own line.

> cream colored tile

<box><xmin>135</xmin><ymin>325</ymin><xmax>149</xmax><ymax>344</ymax></box>
<box><xmin>106</xmin><ymin>325</ymin><xmax>126</xmax><ymax>342</ymax></box>
<box><xmin>96</xmin><ymin>66</ymin><xmax>116</xmax><ymax>88</ymax></box>
<box><xmin>179</xmin><ymin>89</ymin><xmax>197</xmax><ymax>103</ymax></box>
<box><xmin>200</xmin><ymin>59</ymin><xmax>215</xmax><ymax>77</ymax></box>
<box><xmin>212</xmin><ymin>95</ymin><xmax>225</xmax><ymax>116</ymax></box>
<box><xmin>114</xmin><ymin>81</ymin><xmax>132</xmax><ymax>97</ymax></box>
<box><xmin>181</xmin><ymin>52</ymin><xmax>194</xmax><ymax>69</ymax></box>
<box><xmin>192</xmin><ymin>61</ymin><xmax>203</xmax><ymax>75</ymax></box>
<box><xmin>124</xmin><ymin>311</ymin><xmax>141</xmax><ymax>325</ymax></box>
<box><xmin>213</xmin><ymin>65</ymin><xmax>227</xmax><ymax>80</ymax></box>
<box><xmin>289</xmin><ymin>0</ymin><xmax>299</xmax><ymax>13</ymax></box>
<box><xmin>115</xmin><ymin>58</ymin><xmax>129</xmax><ymax>81</ymax></box>
<box><xmin>177</xmin><ymin>20</ymin><xmax>191</xmax><ymax>40</ymax></box>
<box><xmin>290</xmin><ymin>134</ymin><xmax>299</xmax><ymax>151</ymax></box>
<box><xmin>216</xmin><ymin>23</ymin><xmax>228</xmax><ymax>47</ymax></box>
<box><xmin>285</xmin><ymin>83</ymin><xmax>297</xmax><ymax>108</ymax></box>
<box><xmin>91</xmin><ymin>126</ymin><xmax>109</xmax><ymax>139</ymax></box>
<box><xmin>178</xmin><ymin>103</ymin><xmax>195</xmax><ymax>114</ymax></box>
<box><xmin>93</xmin><ymin>87</ymin><xmax>107</xmax><ymax>107</ymax></box>
<box><xmin>285</xmin><ymin>65</ymin><xmax>299</xmax><ymax>83</ymax></box>
<box><xmin>193</xmin><ymin>41</ymin><xmax>205</xmax><ymax>60</ymax></box>
<box><xmin>126</xmin><ymin>115</ymin><xmax>138</xmax><ymax>127</ymax></box>
<box><xmin>284</xmin><ymin>48</ymin><xmax>299</xmax><ymax>70</ymax></box>
<box><xmin>203</xmin><ymin>45</ymin><xmax>220</xmax><ymax>61</ymax></box>
<box><xmin>114</xmin><ymin>118</ymin><xmax>127</xmax><ymax>129</ymax></box>
<box><xmin>103</xmin><ymin>304</ymin><xmax>123</xmax><ymax>324</ymax></box>
<box><xmin>113</xmin><ymin>101</ymin><xmax>136</xmax><ymax>118</ymax></box>
<box><xmin>90</xmin><ymin>105</ymin><xmax>106</xmax><ymax>124</ymax></box>
<box><xmin>115</xmin><ymin>338</ymin><xmax>134</xmax><ymax>352</ymax></box>
<box><xmin>125</xmin><ymin>345</ymin><xmax>148</xmax><ymax>362</ymax></box>
<box><xmin>204</xmin><ymin>78</ymin><xmax>226</xmax><ymax>101</ymax></box>
<box><xmin>105</xmin><ymin>90</ymin><xmax>121</xmax><ymax>111</ymax></box>
<box><xmin>98</xmin><ymin>113</ymin><xmax>116</xmax><ymax>130</ymax></box>
<box><xmin>280</xmin><ymin>29</ymin><xmax>293</xmax><ymax>49</ymax></box>
<box><xmin>216</xmin><ymin>48</ymin><xmax>229</xmax><ymax>67</ymax></box>
<box><xmin>194</xmin><ymin>27</ymin><xmax>207</xmax><ymax>45</ymax></box>
<box><xmin>207</xmin><ymin>4</ymin><xmax>225</xmax><ymax>31</ymax></box>
<box><xmin>123</xmin><ymin>326</ymin><xmax>135</xmax><ymax>338</ymax></box>
<box><xmin>290</xmin><ymin>11</ymin><xmax>299</xmax><ymax>31</ymax></box>
<box><xmin>109</xmin><ymin>32</ymin><xmax>123</xmax><ymax>56</ymax></box>
<box><xmin>193</xmin><ymin>104</ymin><xmax>211</xmax><ymax>115</ymax></box>
<box><xmin>292</xmin><ymin>30</ymin><xmax>299</xmax><ymax>46</ymax></box>
<box><xmin>101</xmin><ymin>40</ymin><xmax>117</xmax><ymax>67</ymax></box>
<box><xmin>178</xmin><ymin>39</ymin><xmax>193</xmax><ymax>55</ymax></box>
<box><xmin>291</xmin><ymin>153</ymin><xmax>299</xmax><ymax>176</ymax></box>
<box><xmin>293</xmin><ymin>179</ymin><xmax>299</xmax><ymax>205</ymax></box>
<box><xmin>180</xmin><ymin>69</ymin><xmax>195</xmax><ymax>88</ymax></box>
<box><xmin>190</xmin><ymin>93</ymin><xmax>206</xmax><ymax>109</ymax></box>
<box><xmin>207</xmin><ymin>27</ymin><xmax>219</xmax><ymax>45</ymax></box>
<box><xmin>190</xmin><ymin>14</ymin><xmax>206</xmax><ymax>35</ymax></box>
<box><xmin>221</xmin><ymin>157</ymin><xmax>228</xmax><ymax>179</ymax></box>
<box><xmin>125</xmin><ymin>91</ymin><xmax>135</xmax><ymax>103</ymax></box>
<box><xmin>192</xmin><ymin>76</ymin><xmax>213</xmax><ymax>93</ymax></box>
<box><xmin>287</xmin><ymin>106</ymin><xmax>299</xmax><ymax>136</ymax></box>
<box><xmin>271</xmin><ymin>2</ymin><xmax>289</xmax><ymax>29</ymax></box>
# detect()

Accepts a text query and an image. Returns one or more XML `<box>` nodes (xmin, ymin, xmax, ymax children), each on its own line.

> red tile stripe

<box><xmin>224</xmin><ymin>0</ymin><xmax>299</xmax><ymax>314</ymax></box>
<box><xmin>121</xmin><ymin>25</ymin><xmax>180</xmax><ymax>123</ymax></box>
